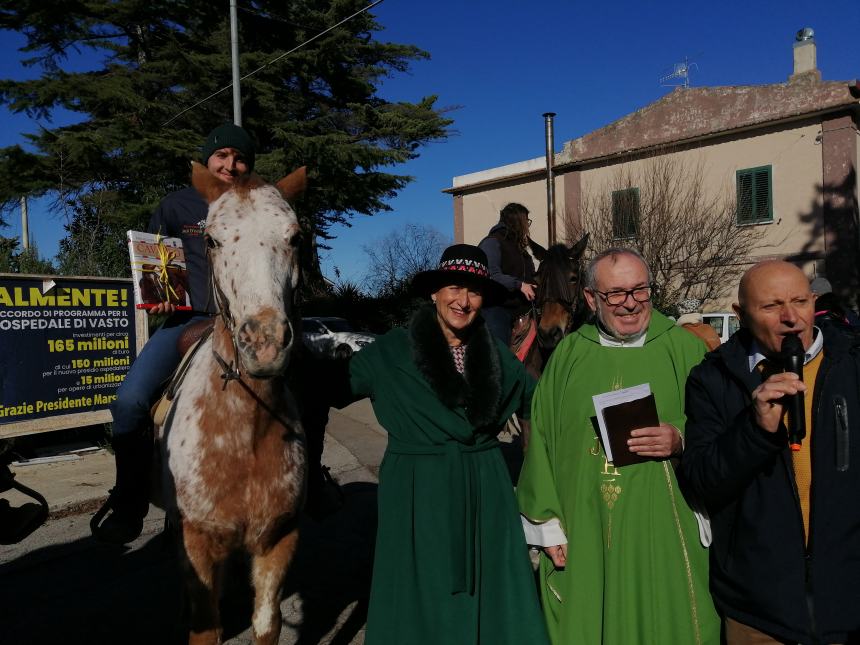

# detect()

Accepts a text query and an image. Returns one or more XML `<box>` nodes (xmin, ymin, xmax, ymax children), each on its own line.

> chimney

<box><xmin>790</xmin><ymin>27</ymin><xmax>820</xmax><ymax>82</ymax></box>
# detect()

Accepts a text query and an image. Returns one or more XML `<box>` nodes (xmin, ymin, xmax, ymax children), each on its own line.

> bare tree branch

<box><xmin>568</xmin><ymin>156</ymin><xmax>772</xmax><ymax>312</ymax></box>
<box><xmin>362</xmin><ymin>223</ymin><xmax>450</xmax><ymax>296</ymax></box>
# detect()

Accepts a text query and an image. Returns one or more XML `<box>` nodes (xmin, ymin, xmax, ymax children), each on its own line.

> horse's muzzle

<box><xmin>235</xmin><ymin>313</ymin><xmax>293</xmax><ymax>377</ymax></box>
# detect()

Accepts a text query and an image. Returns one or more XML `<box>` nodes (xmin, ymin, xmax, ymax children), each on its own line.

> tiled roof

<box><xmin>557</xmin><ymin>76</ymin><xmax>860</xmax><ymax>166</ymax></box>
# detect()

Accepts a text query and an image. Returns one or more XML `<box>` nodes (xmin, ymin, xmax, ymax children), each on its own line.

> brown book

<box><xmin>600</xmin><ymin>393</ymin><xmax>659</xmax><ymax>467</ymax></box>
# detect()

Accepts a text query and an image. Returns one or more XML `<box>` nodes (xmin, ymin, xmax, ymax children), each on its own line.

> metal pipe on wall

<box><xmin>543</xmin><ymin>112</ymin><xmax>557</xmax><ymax>245</ymax></box>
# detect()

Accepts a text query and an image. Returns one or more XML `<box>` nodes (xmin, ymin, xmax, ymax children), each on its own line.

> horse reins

<box><xmin>533</xmin><ymin>261</ymin><xmax>582</xmax><ymax>343</ymax></box>
<box><xmin>206</xmin><ymin>243</ymin><xmax>244</xmax><ymax>385</ymax></box>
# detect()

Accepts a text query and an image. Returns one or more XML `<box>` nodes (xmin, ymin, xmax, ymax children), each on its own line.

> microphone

<box><xmin>780</xmin><ymin>334</ymin><xmax>806</xmax><ymax>451</ymax></box>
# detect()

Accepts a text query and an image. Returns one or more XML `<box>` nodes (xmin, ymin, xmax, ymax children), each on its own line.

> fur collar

<box><xmin>410</xmin><ymin>304</ymin><xmax>503</xmax><ymax>428</ymax></box>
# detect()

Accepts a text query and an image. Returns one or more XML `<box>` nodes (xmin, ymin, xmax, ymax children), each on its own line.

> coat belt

<box><xmin>387</xmin><ymin>437</ymin><xmax>500</xmax><ymax>595</ymax></box>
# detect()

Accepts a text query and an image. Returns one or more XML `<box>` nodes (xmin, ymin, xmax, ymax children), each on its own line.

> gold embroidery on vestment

<box><xmin>662</xmin><ymin>460</ymin><xmax>702</xmax><ymax>645</ymax></box>
<box><xmin>600</xmin><ymin>482</ymin><xmax>622</xmax><ymax>510</ymax></box>
<box><xmin>601</xmin><ymin>457</ymin><xmax>621</xmax><ymax>477</ymax></box>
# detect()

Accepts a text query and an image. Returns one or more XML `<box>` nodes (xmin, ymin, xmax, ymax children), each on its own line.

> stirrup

<box><xmin>89</xmin><ymin>488</ymin><xmax>118</xmax><ymax>535</ymax></box>
<box><xmin>89</xmin><ymin>490</ymin><xmax>145</xmax><ymax>545</ymax></box>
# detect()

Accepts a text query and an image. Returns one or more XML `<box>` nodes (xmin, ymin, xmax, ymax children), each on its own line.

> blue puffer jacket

<box><xmin>681</xmin><ymin>327</ymin><xmax>860</xmax><ymax>645</ymax></box>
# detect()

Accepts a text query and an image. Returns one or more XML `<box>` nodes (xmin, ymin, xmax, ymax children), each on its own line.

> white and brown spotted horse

<box><xmin>158</xmin><ymin>162</ymin><xmax>307</xmax><ymax>645</ymax></box>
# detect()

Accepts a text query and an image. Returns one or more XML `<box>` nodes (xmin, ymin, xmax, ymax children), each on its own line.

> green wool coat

<box><xmin>350</xmin><ymin>306</ymin><xmax>549</xmax><ymax>645</ymax></box>
<box><xmin>517</xmin><ymin>311</ymin><xmax>720</xmax><ymax>645</ymax></box>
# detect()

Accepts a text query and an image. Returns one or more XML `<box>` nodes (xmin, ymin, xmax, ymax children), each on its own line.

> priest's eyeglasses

<box><xmin>594</xmin><ymin>286</ymin><xmax>653</xmax><ymax>306</ymax></box>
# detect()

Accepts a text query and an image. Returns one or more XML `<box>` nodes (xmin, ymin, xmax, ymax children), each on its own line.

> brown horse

<box><xmin>159</xmin><ymin>162</ymin><xmax>307</xmax><ymax>645</ymax></box>
<box><xmin>511</xmin><ymin>235</ymin><xmax>589</xmax><ymax>381</ymax></box>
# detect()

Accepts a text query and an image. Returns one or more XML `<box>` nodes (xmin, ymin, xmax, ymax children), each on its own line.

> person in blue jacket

<box><xmin>91</xmin><ymin>124</ymin><xmax>255</xmax><ymax>544</ymax></box>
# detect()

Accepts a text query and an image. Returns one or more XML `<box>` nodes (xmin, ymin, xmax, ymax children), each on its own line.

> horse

<box><xmin>510</xmin><ymin>235</ymin><xmax>590</xmax><ymax>381</ymax></box>
<box><xmin>158</xmin><ymin>161</ymin><xmax>308</xmax><ymax>645</ymax></box>
<box><xmin>499</xmin><ymin>235</ymin><xmax>588</xmax><ymax>459</ymax></box>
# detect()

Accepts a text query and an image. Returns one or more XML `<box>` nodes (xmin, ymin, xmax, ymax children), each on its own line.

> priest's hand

<box><xmin>627</xmin><ymin>422</ymin><xmax>682</xmax><ymax>458</ymax></box>
<box><xmin>544</xmin><ymin>544</ymin><xmax>567</xmax><ymax>569</ymax></box>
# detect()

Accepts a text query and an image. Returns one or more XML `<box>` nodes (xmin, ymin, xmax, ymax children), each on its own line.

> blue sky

<box><xmin>2</xmin><ymin>0</ymin><xmax>858</xmax><ymax>286</ymax></box>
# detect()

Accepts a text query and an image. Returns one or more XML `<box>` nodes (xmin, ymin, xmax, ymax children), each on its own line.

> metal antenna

<box><xmin>659</xmin><ymin>56</ymin><xmax>699</xmax><ymax>89</ymax></box>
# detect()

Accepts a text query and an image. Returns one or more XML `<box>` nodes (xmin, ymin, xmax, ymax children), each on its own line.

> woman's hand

<box><xmin>544</xmin><ymin>544</ymin><xmax>567</xmax><ymax>569</ymax></box>
<box><xmin>520</xmin><ymin>282</ymin><xmax>536</xmax><ymax>301</ymax></box>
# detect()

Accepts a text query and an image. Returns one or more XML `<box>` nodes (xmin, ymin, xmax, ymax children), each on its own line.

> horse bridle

<box><xmin>532</xmin><ymin>265</ymin><xmax>583</xmax><ymax>342</ymax></box>
<box><xmin>205</xmin><ymin>241</ymin><xmax>243</xmax><ymax>386</ymax></box>
<box><xmin>204</xmin><ymin>239</ymin><xmax>301</xmax><ymax>388</ymax></box>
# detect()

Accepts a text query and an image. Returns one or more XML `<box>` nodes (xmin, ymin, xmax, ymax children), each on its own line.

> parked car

<box><xmin>301</xmin><ymin>317</ymin><xmax>375</xmax><ymax>359</ymax></box>
<box><xmin>702</xmin><ymin>312</ymin><xmax>740</xmax><ymax>344</ymax></box>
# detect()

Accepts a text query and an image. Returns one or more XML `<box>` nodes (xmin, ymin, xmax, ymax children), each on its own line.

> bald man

<box><xmin>681</xmin><ymin>261</ymin><xmax>860</xmax><ymax>645</ymax></box>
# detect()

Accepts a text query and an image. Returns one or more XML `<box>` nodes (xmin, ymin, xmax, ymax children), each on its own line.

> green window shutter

<box><xmin>753</xmin><ymin>167</ymin><xmax>772</xmax><ymax>220</ymax></box>
<box><xmin>736</xmin><ymin>165</ymin><xmax>772</xmax><ymax>224</ymax></box>
<box><xmin>612</xmin><ymin>188</ymin><xmax>640</xmax><ymax>239</ymax></box>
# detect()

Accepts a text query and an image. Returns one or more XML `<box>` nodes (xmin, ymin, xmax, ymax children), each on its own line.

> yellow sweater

<box><xmin>793</xmin><ymin>351</ymin><xmax>823</xmax><ymax>544</ymax></box>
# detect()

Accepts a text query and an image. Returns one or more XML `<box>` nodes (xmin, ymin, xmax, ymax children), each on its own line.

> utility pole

<box><xmin>229</xmin><ymin>0</ymin><xmax>242</xmax><ymax>126</ymax></box>
<box><xmin>543</xmin><ymin>112</ymin><xmax>557</xmax><ymax>245</ymax></box>
<box><xmin>20</xmin><ymin>196</ymin><xmax>29</xmax><ymax>250</ymax></box>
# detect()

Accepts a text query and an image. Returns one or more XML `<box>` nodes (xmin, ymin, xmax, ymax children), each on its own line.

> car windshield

<box><xmin>323</xmin><ymin>319</ymin><xmax>354</xmax><ymax>333</ymax></box>
<box><xmin>303</xmin><ymin>320</ymin><xmax>323</xmax><ymax>334</ymax></box>
<box><xmin>728</xmin><ymin>316</ymin><xmax>740</xmax><ymax>337</ymax></box>
<box><xmin>704</xmin><ymin>316</ymin><xmax>724</xmax><ymax>336</ymax></box>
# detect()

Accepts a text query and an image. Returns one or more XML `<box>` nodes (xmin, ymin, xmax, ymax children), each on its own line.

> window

<box><xmin>612</xmin><ymin>188</ymin><xmax>640</xmax><ymax>239</ymax></box>
<box><xmin>736</xmin><ymin>165</ymin><xmax>772</xmax><ymax>224</ymax></box>
<box><xmin>703</xmin><ymin>315</ymin><xmax>724</xmax><ymax>337</ymax></box>
<box><xmin>728</xmin><ymin>316</ymin><xmax>740</xmax><ymax>337</ymax></box>
<box><xmin>303</xmin><ymin>320</ymin><xmax>322</xmax><ymax>334</ymax></box>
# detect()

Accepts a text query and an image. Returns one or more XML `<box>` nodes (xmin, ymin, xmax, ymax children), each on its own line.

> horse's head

<box><xmin>531</xmin><ymin>234</ymin><xmax>589</xmax><ymax>349</ymax></box>
<box><xmin>192</xmin><ymin>162</ymin><xmax>307</xmax><ymax>377</ymax></box>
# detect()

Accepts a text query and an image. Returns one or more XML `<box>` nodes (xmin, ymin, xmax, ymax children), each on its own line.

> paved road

<box><xmin>0</xmin><ymin>402</ymin><xmax>386</xmax><ymax>645</ymax></box>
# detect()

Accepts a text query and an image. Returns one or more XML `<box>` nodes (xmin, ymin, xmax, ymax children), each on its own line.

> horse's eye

<box><xmin>205</xmin><ymin>235</ymin><xmax>220</xmax><ymax>249</ymax></box>
<box><xmin>289</xmin><ymin>232</ymin><xmax>302</xmax><ymax>248</ymax></box>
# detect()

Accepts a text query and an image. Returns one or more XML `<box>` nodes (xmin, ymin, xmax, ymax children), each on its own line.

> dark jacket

<box><xmin>478</xmin><ymin>223</ymin><xmax>536</xmax><ymax>310</ymax></box>
<box><xmin>681</xmin><ymin>327</ymin><xmax>860</xmax><ymax>644</ymax></box>
<box><xmin>148</xmin><ymin>187</ymin><xmax>212</xmax><ymax>313</ymax></box>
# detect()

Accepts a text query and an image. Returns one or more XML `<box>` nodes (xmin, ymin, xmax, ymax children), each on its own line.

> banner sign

<box><xmin>0</xmin><ymin>276</ymin><xmax>137</xmax><ymax>426</ymax></box>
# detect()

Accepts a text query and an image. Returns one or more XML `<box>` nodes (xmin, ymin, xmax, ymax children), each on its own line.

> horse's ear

<box><xmin>276</xmin><ymin>166</ymin><xmax>308</xmax><ymax>202</ymax></box>
<box><xmin>191</xmin><ymin>161</ymin><xmax>231</xmax><ymax>204</ymax></box>
<box><xmin>568</xmin><ymin>232</ymin><xmax>590</xmax><ymax>258</ymax></box>
<box><xmin>529</xmin><ymin>238</ymin><xmax>548</xmax><ymax>262</ymax></box>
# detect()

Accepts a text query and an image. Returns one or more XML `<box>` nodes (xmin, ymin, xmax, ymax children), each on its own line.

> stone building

<box><xmin>446</xmin><ymin>32</ymin><xmax>860</xmax><ymax>308</ymax></box>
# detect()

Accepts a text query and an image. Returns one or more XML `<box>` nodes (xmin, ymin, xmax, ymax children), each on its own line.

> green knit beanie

<box><xmin>201</xmin><ymin>123</ymin><xmax>256</xmax><ymax>171</ymax></box>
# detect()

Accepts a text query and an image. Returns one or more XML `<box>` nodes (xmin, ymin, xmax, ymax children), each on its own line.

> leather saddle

<box><xmin>150</xmin><ymin>318</ymin><xmax>215</xmax><ymax>427</ymax></box>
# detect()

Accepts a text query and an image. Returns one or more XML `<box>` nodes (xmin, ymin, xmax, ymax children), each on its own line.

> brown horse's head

<box><xmin>531</xmin><ymin>234</ymin><xmax>589</xmax><ymax>349</ymax></box>
<box><xmin>192</xmin><ymin>162</ymin><xmax>307</xmax><ymax>377</ymax></box>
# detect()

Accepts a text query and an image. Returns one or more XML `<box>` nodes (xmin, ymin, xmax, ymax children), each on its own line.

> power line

<box><xmin>162</xmin><ymin>0</ymin><xmax>386</xmax><ymax>127</ymax></box>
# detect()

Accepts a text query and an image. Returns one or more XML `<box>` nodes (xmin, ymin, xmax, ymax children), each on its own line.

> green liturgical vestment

<box><xmin>350</xmin><ymin>308</ymin><xmax>549</xmax><ymax>645</ymax></box>
<box><xmin>517</xmin><ymin>312</ymin><xmax>720</xmax><ymax>645</ymax></box>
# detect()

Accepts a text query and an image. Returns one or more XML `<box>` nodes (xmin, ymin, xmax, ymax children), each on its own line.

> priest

<box><xmin>517</xmin><ymin>247</ymin><xmax>719</xmax><ymax>645</ymax></box>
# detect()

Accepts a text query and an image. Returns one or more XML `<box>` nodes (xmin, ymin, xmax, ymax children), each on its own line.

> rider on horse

<box><xmin>91</xmin><ymin>124</ymin><xmax>255</xmax><ymax>545</ymax></box>
<box><xmin>478</xmin><ymin>203</ymin><xmax>538</xmax><ymax>345</ymax></box>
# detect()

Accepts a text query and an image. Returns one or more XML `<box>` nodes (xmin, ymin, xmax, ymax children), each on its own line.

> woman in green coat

<box><xmin>349</xmin><ymin>244</ymin><xmax>549</xmax><ymax>645</ymax></box>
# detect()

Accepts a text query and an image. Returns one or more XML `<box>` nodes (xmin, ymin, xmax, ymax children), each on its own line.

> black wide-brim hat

<box><xmin>411</xmin><ymin>244</ymin><xmax>509</xmax><ymax>305</ymax></box>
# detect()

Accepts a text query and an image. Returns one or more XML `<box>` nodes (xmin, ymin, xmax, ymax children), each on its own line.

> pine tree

<box><xmin>0</xmin><ymin>236</ymin><xmax>55</xmax><ymax>274</ymax></box>
<box><xmin>0</xmin><ymin>0</ymin><xmax>452</xmax><ymax>285</ymax></box>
